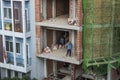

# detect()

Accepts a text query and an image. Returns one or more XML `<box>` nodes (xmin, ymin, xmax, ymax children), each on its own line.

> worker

<box><xmin>65</xmin><ymin>41</ymin><xmax>72</xmax><ymax>57</ymax></box>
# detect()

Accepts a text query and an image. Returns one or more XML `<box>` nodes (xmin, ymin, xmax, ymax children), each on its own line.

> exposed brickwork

<box><xmin>56</xmin><ymin>0</ymin><xmax>69</xmax><ymax>16</ymax></box>
<box><xmin>35</xmin><ymin>0</ymin><xmax>41</xmax><ymax>22</ymax></box>
<box><xmin>75</xmin><ymin>0</ymin><xmax>83</xmax><ymax>61</ymax></box>
<box><xmin>46</xmin><ymin>29</ymin><xmax>53</xmax><ymax>47</ymax></box>
<box><xmin>47</xmin><ymin>0</ymin><xmax>52</xmax><ymax>19</ymax></box>
<box><xmin>35</xmin><ymin>0</ymin><xmax>41</xmax><ymax>54</ymax></box>
<box><xmin>36</xmin><ymin>26</ymin><xmax>41</xmax><ymax>54</ymax></box>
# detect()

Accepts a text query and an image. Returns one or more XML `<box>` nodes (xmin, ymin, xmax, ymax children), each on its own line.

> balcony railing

<box><xmin>16</xmin><ymin>57</ymin><xmax>24</xmax><ymax>67</ymax></box>
<box><xmin>6</xmin><ymin>52</ymin><xmax>14</xmax><ymax>64</ymax></box>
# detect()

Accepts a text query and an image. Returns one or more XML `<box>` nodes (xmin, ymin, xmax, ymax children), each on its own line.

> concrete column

<box><xmin>11</xmin><ymin>70</ymin><xmax>15</xmax><ymax>78</ymax></box>
<box><xmin>0</xmin><ymin>68</ymin><xmax>1</xmax><ymax>79</ymax></box>
<box><xmin>53</xmin><ymin>30</ymin><xmax>56</xmax><ymax>44</ymax></box>
<box><xmin>22</xmin><ymin>0</ymin><xmax>27</xmax><ymax>71</ymax></box>
<box><xmin>44</xmin><ymin>28</ymin><xmax>47</xmax><ymax>47</ymax></box>
<box><xmin>5</xmin><ymin>69</ymin><xmax>7</xmax><ymax>77</ymax></box>
<box><xmin>53</xmin><ymin>61</ymin><xmax>57</xmax><ymax>78</ymax></box>
<box><xmin>13</xmin><ymin>37</ymin><xmax>16</xmax><ymax>66</ymax></box>
<box><xmin>44</xmin><ymin>59</ymin><xmax>47</xmax><ymax>77</ymax></box>
<box><xmin>72</xmin><ymin>0</ymin><xmax>75</xmax><ymax>19</ymax></box>
<box><xmin>18</xmin><ymin>72</ymin><xmax>22</xmax><ymax>78</ymax></box>
<box><xmin>52</xmin><ymin>0</ymin><xmax>56</xmax><ymax>18</ymax></box>
<box><xmin>43</xmin><ymin>0</ymin><xmax>47</xmax><ymax>19</ymax></box>
<box><xmin>71</xmin><ymin>30</ymin><xmax>75</xmax><ymax>56</ymax></box>
<box><xmin>107</xmin><ymin>64</ymin><xmax>111</xmax><ymax>80</ymax></box>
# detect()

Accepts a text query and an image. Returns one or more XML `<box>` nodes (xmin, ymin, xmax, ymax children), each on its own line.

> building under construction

<box><xmin>33</xmin><ymin>0</ymin><xmax>120</xmax><ymax>80</ymax></box>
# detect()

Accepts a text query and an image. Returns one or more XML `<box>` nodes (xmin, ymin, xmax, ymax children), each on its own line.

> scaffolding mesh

<box><xmin>83</xmin><ymin>0</ymin><xmax>120</xmax><ymax>69</ymax></box>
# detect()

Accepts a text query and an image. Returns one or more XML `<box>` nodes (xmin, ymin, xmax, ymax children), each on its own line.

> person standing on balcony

<box><xmin>65</xmin><ymin>41</ymin><xmax>72</xmax><ymax>57</ymax></box>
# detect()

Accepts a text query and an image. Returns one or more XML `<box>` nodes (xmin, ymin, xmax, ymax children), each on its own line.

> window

<box><xmin>14</xmin><ymin>8</ymin><xmax>19</xmax><ymax>20</ymax></box>
<box><xmin>16</xmin><ymin>43</ymin><xmax>20</xmax><ymax>53</ymax></box>
<box><xmin>6</xmin><ymin>41</ymin><xmax>13</xmax><ymax>52</ymax></box>
<box><xmin>4</xmin><ymin>22</ymin><xmax>12</xmax><ymax>31</ymax></box>
<box><xmin>26</xmin><ymin>44</ymin><xmax>29</xmax><ymax>64</ymax></box>
<box><xmin>4</xmin><ymin>8</ymin><xmax>12</xmax><ymax>19</ymax></box>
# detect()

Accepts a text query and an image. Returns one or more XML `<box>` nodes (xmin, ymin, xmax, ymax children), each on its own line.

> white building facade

<box><xmin>0</xmin><ymin>0</ymin><xmax>35</xmax><ymax>78</ymax></box>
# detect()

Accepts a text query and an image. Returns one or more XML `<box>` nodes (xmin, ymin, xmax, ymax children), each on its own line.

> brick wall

<box><xmin>47</xmin><ymin>0</ymin><xmax>52</xmax><ymax>19</ymax></box>
<box><xmin>35</xmin><ymin>0</ymin><xmax>41</xmax><ymax>22</ymax></box>
<box><xmin>56</xmin><ymin>0</ymin><xmax>69</xmax><ymax>16</ymax></box>
<box><xmin>46</xmin><ymin>29</ymin><xmax>53</xmax><ymax>47</ymax></box>
<box><xmin>35</xmin><ymin>0</ymin><xmax>41</xmax><ymax>54</ymax></box>
<box><xmin>75</xmin><ymin>0</ymin><xmax>83</xmax><ymax>61</ymax></box>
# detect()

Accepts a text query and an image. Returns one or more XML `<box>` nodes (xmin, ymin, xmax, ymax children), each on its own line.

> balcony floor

<box><xmin>37</xmin><ymin>48</ymin><xmax>82</xmax><ymax>65</ymax></box>
<box><xmin>36</xmin><ymin>15</ymin><xmax>80</xmax><ymax>30</ymax></box>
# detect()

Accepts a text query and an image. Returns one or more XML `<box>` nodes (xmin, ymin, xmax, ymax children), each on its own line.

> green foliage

<box><xmin>21</xmin><ymin>76</ymin><xmax>30</xmax><ymax>80</ymax></box>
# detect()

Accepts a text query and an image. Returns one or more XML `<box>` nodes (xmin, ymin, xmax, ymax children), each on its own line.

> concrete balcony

<box><xmin>36</xmin><ymin>15</ymin><xmax>80</xmax><ymax>30</ymax></box>
<box><xmin>37</xmin><ymin>48</ymin><xmax>82</xmax><ymax>65</ymax></box>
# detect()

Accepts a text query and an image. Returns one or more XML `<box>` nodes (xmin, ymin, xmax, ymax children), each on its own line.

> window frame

<box><xmin>4</xmin><ymin>7</ymin><xmax>12</xmax><ymax>20</ymax></box>
<box><xmin>6</xmin><ymin>40</ymin><xmax>13</xmax><ymax>53</ymax></box>
<box><xmin>16</xmin><ymin>42</ymin><xmax>21</xmax><ymax>55</ymax></box>
<box><xmin>26</xmin><ymin>43</ymin><xmax>30</xmax><ymax>65</ymax></box>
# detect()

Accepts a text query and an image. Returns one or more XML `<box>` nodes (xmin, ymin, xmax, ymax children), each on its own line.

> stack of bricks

<box><xmin>35</xmin><ymin>0</ymin><xmax>41</xmax><ymax>54</ymax></box>
<box><xmin>76</xmin><ymin>0</ymin><xmax>83</xmax><ymax>61</ymax></box>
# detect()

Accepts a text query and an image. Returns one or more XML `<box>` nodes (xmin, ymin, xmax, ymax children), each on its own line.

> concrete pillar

<box><xmin>53</xmin><ymin>61</ymin><xmax>57</xmax><ymax>78</ymax></box>
<box><xmin>44</xmin><ymin>28</ymin><xmax>47</xmax><ymax>47</ymax></box>
<box><xmin>44</xmin><ymin>59</ymin><xmax>47</xmax><ymax>77</ymax></box>
<box><xmin>1</xmin><ymin>68</ymin><xmax>7</xmax><ymax>78</ymax></box>
<box><xmin>71</xmin><ymin>30</ymin><xmax>75</xmax><ymax>56</ymax></box>
<box><xmin>52</xmin><ymin>0</ymin><xmax>56</xmax><ymax>18</ymax></box>
<box><xmin>43</xmin><ymin>0</ymin><xmax>47</xmax><ymax>19</ymax></box>
<box><xmin>53</xmin><ymin>30</ymin><xmax>56</xmax><ymax>44</ymax></box>
<box><xmin>11</xmin><ymin>70</ymin><xmax>15</xmax><ymax>78</ymax></box>
<box><xmin>107</xmin><ymin>64</ymin><xmax>111</xmax><ymax>80</ymax></box>
<box><xmin>72</xmin><ymin>0</ymin><xmax>75</xmax><ymax>19</ymax></box>
<box><xmin>0</xmin><ymin>68</ymin><xmax>1</xmax><ymax>79</ymax></box>
<box><xmin>18</xmin><ymin>72</ymin><xmax>22</xmax><ymax>78</ymax></box>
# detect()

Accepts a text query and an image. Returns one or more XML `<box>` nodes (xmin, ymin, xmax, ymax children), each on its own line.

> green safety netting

<box><xmin>83</xmin><ymin>0</ymin><xmax>120</xmax><ymax>72</ymax></box>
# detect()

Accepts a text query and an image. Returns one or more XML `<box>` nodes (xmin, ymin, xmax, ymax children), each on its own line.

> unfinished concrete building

<box><xmin>34</xmin><ymin>0</ymin><xmax>82</xmax><ymax>80</ymax></box>
<box><xmin>34</xmin><ymin>0</ymin><xmax>120</xmax><ymax>80</ymax></box>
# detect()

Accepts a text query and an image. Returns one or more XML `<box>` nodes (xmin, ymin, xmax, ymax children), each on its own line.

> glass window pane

<box><xmin>10</xmin><ymin>42</ymin><xmax>13</xmax><ymax>52</ymax></box>
<box><xmin>6</xmin><ymin>41</ymin><xmax>9</xmax><ymax>51</ymax></box>
<box><xmin>14</xmin><ymin>9</ymin><xmax>19</xmax><ymax>20</ymax></box>
<box><xmin>4</xmin><ymin>8</ymin><xmax>7</xmax><ymax>18</ymax></box>
<box><xmin>9</xmin><ymin>8</ymin><xmax>12</xmax><ymax>19</ymax></box>
<box><xmin>16</xmin><ymin>43</ymin><xmax>20</xmax><ymax>53</ymax></box>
